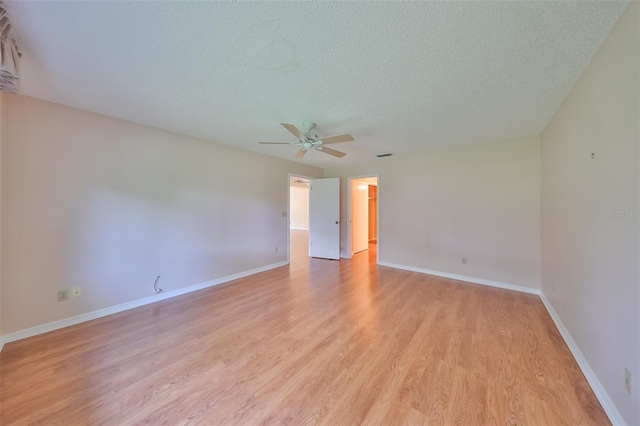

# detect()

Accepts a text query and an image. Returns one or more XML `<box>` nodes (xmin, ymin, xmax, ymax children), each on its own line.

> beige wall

<box><xmin>541</xmin><ymin>3</ymin><xmax>639</xmax><ymax>424</ymax></box>
<box><xmin>325</xmin><ymin>135</ymin><xmax>541</xmax><ymax>290</ymax></box>
<box><xmin>0</xmin><ymin>94</ymin><xmax>321</xmax><ymax>335</ymax></box>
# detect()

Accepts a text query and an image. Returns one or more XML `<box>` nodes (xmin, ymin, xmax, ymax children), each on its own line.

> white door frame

<box><xmin>287</xmin><ymin>173</ymin><xmax>313</xmax><ymax>264</ymax></box>
<box><xmin>345</xmin><ymin>173</ymin><xmax>380</xmax><ymax>265</ymax></box>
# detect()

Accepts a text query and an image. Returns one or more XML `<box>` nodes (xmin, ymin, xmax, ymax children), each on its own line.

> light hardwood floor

<box><xmin>0</xmin><ymin>229</ymin><xmax>609</xmax><ymax>425</ymax></box>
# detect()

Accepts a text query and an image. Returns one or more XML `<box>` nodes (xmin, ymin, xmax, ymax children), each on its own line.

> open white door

<box><xmin>309</xmin><ymin>178</ymin><xmax>340</xmax><ymax>260</ymax></box>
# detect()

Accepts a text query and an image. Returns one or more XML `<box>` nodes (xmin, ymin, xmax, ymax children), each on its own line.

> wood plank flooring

<box><xmin>0</xmin><ymin>229</ymin><xmax>609</xmax><ymax>425</ymax></box>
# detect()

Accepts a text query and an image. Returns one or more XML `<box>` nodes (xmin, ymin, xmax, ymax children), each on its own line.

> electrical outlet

<box><xmin>71</xmin><ymin>286</ymin><xmax>82</xmax><ymax>298</ymax></box>
<box><xmin>58</xmin><ymin>289</ymin><xmax>69</xmax><ymax>302</ymax></box>
<box><xmin>625</xmin><ymin>368</ymin><xmax>632</xmax><ymax>394</ymax></box>
<box><xmin>462</xmin><ymin>257</ymin><xmax>467</xmax><ymax>265</ymax></box>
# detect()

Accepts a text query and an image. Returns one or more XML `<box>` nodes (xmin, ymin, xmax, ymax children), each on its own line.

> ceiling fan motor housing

<box><xmin>301</xmin><ymin>121</ymin><xmax>316</xmax><ymax>135</ymax></box>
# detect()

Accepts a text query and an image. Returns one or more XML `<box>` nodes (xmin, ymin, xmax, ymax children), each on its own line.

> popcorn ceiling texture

<box><xmin>5</xmin><ymin>1</ymin><xmax>628</xmax><ymax>167</ymax></box>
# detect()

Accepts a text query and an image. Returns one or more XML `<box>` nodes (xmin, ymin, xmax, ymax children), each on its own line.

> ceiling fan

<box><xmin>259</xmin><ymin>122</ymin><xmax>354</xmax><ymax>159</ymax></box>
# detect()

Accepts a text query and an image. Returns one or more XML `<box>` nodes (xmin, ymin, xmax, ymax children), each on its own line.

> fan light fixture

<box><xmin>259</xmin><ymin>122</ymin><xmax>354</xmax><ymax>159</ymax></box>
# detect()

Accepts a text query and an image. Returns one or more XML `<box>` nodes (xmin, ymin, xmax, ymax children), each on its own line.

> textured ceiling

<box><xmin>6</xmin><ymin>1</ymin><xmax>628</xmax><ymax>168</ymax></box>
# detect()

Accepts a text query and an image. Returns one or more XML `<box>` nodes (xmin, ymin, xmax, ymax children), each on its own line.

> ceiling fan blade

<box><xmin>319</xmin><ymin>134</ymin><xmax>354</xmax><ymax>144</ymax></box>
<box><xmin>281</xmin><ymin>123</ymin><xmax>304</xmax><ymax>139</ymax></box>
<box><xmin>295</xmin><ymin>148</ymin><xmax>307</xmax><ymax>159</ymax></box>
<box><xmin>259</xmin><ymin>141</ymin><xmax>293</xmax><ymax>144</ymax></box>
<box><xmin>317</xmin><ymin>146</ymin><xmax>346</xmax><ymax>158</ymax></box>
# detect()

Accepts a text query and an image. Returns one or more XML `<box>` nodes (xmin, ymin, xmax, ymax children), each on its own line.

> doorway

<box><xmin>288</xmin><ymin>174</ymin><xmax>311</xmax><ymax>264</ymax></box>
<box><xmin>347</xmin><ymin>175</ymin><xmax>379</xmax><ymax>263</ymax></box>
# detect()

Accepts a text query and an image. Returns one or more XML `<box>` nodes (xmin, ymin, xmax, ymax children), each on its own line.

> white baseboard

<box><xmin>377</xmin><ymin>261</ymin><xmax>540</xmax><ymax>295</ymax></box>
<box><xmin>0</xmin><ymin>260</ymin><xmax>289</xmax><ymax>349</ymax></box>
<box><xmin>1</xmin><ymin>260</ymin><xmax>624</xmax><ymax>426</ymax></box>
<box><xmin>377</xmin><ymin>261</ymin><xmax>623</xmax><ymax>424</ymax></box>
<box><xmin>539</xmin><ymin>292</ymin><xmax>625</xmax><ymax>426</ymax></box>
<box><xmin>289</xmin><ymin>227</ymin><xmax>309</xmax><ymax>230</ymax></box>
